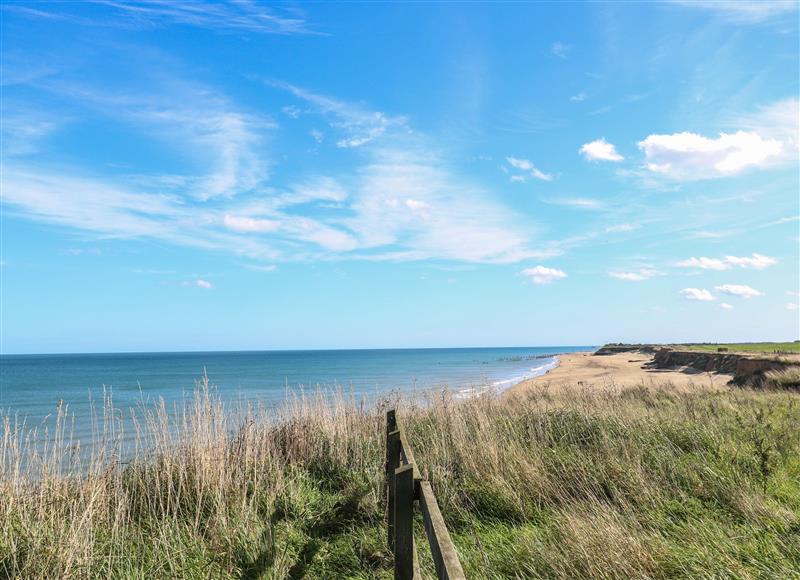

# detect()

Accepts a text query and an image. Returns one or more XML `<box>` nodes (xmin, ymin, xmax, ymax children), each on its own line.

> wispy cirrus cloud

<box><xmin>0</xmin><ymin>103</ymin><xmax>68</xmax><ymax>155</ymax></box>
<box><xmin>551</xmin><ymin>42</ymin><xmax>571</xmax><ymax>59</ymax></box>
<box><xmin>342</xmin><ymin>146</ymin><xmax>547</xmax><ymax>263</ymax></box>
<box><xmin>670</xmin><ymin>0</ymin><xmax>798</xmax><ymax>23</ymax></box>
<box><xmin>3</xmin><ymin>82</ymin><xmax>553</xmax><ymax>265</ymax></box>
<box><xmin>223</xmin><ymin>214</ymin><xmax>280</xmax><ymax>233</ymax></box>
<box><xmin>505</xmin><ymin>157</ymin><xmax>553</xmax><ymax>182</ymax></box>
<box><xmin>605</xmin><ymin>223</ymin><xmax>638</xmax><ymax>233</ymax></box>
<box><xmin>7</xmin><ymin>0</ymin><xmax>318</xmax><ymax>35</ymax></box>
<box><xmin>273</xmin><ymin>82</ymin><xmax>408</xmax><ymax>148</ymax></box>
<box><xmin>545</xmin><ymin>197</ymin><xmax>604</xmax><ymax>211</ymax></box>
<box><xmin>20</xmin><ymin>75</ymin><xmax>275</xmax><ymax>200</ymax></box>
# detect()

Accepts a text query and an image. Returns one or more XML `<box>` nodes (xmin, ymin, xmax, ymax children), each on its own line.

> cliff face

<box><xmin>650</xmin><ymin>348</ymin><xmax>794</xmax><ymax>386</ymax></box>
<box><xmin>594</xmin><ymin>344</ymin><xmax>657</xmax><ymax>356</ymax></box>
<box><xmin>593</xmin><ymin>343</ymin><xmax>799</xmax><ymax>387</ymax></box>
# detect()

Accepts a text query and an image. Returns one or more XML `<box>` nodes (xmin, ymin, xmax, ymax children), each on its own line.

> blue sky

<box><xmin>1</xmin><ymin>1</ymin><xmax>798</xmax><ymax>354</ymax></box>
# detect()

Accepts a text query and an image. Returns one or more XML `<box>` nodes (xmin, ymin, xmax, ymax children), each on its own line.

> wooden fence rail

<box><xmin>386</xmin><ymin>409</ymin><xmax>466</xmax><ymax>580</ymax></box>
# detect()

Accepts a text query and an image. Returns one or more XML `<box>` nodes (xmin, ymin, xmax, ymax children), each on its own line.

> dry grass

<box><xmin>766</xmin><ymin>367</ymin><xmax>800</xmax><ymax>389</ymax></box>
<box><xmin>1</xmin><ymin>379</ymin><xmax>799</xmax><ymax>578</ymax></box>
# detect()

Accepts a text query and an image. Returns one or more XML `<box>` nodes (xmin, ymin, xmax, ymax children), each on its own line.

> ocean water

<box><xmin>0</xmin><ymin>346</ymin><xmax>591</xmax><ymax>444</ymax></box>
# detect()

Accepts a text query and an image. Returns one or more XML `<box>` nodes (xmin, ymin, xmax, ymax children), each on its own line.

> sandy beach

<box><xmin>509</xmin><ymin>350</ymin><xmax>733</xmax><ymax>395</ymax></box>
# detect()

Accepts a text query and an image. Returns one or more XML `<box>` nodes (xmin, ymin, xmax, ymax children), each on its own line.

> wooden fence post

<box><xmin>386</xmin><ymin>428</ymin><xmax>401</xmax><ymax>549</ymax></box>
<box><xmin>385</xmin><ymin>409</ymin><xmax>397</xmax><ymax>502</ymax></box>
<box><xmin>419</xmin><ymin>480</ymin><xmax>466</xmax><ymax>579</ymax></box>
<box><xmin>394</xmin><ymin>464</ymin><xmax>415</xmax><ymax>580</ymax></box>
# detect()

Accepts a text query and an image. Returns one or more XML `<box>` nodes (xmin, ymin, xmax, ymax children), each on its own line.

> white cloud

<box><xmin>35</xmin><ymin>1</ymin><xmax>317</xmax><ymax>34</ymax></box>
<box><xmin>276</xmin><ymin>82</ymin><xmax>407</xmax><ymax>148</ymax></box>
<box><xmin>676</xmin><ymin>253</ymin><xmax>778</xmax><ymax>270</ymax></box>
<box><xmin>715</xmin><ymin>284</ymin><xmax>764</xmax><ymax>298</ymax></box>
<box><xmin>245</xmin><ymin>264</ymin><xmax>277</xmax><ymax>272</ymax></box>
<box><xmin>636</xmin><ymin>98</ymin><xmax>798</xmax><ymax>182</ymax></box>
<box><xmin>671</xmin><ymin>1</ymin><xmax>798</xmax><ymax>23</ymax></box>
<box><xmin>0</xmin><ymin>105</ymin><xmax>66</xmax><ymax>156</ymax></box>
<box><xmin>605</xmin><ymin>223</ymin><xmax>638</xmax><ymax>233</ymax></box>
<box><xmin>195</xmin><ymin>279</ymin><xmax>213</xmax><ymax>289</ymax></box>
<box><xmin>27</xmin><ymin>79</ymin><xmax>273</xmax><ymax>201</ymax></box>
<box><xmin>404</xmin><ymin>199</ymin><xmax>429</xmax><ymax>211</ymax></box>
<box><xmin>787</xmin><ymin>303</ymin><xmax>798</xmax><ymax>311</ymax></box>
<box><xmin>506</xmin><ymin>157</ymin><xmax>534</xmax><ymax>171</ymax></box>
<box><xmin>638</xmin><ymin>131</ymin><xmax>782</xmax><ymax>180</ymax></box>
<box><xmin>505</xmin><ymin>157</ymin><xmax>553</xmax><ymax>182</ymax></box>
<box><xmin>546</xmin><ymin>197</ymin><xmax>603</xmax><ymax>210</ymax></box>
<box><xmin>579</xmin><ymin>138</ymin><xmax>624</xmax><ymax>162</ymax></box>
<box><xmin>4</xmin><ymin>85</ymin><xmax>551</xmax><ymax>265</ymax></box>
<box><xmin>676</xmin><ymin>256</ymin><xmax>728</xmax><ymax>270</ymax></box>
<box><xmin>345</xmin><ymin>147</ymin><xmax>549</xmax><ymax>263</ymax></box>
<box><xmin>569</xmin><ymin>92</ymin><xmax>587</xmax><ymax>102</ymax></box>
<box><xmin>551</xmin><ymin>42</ymin><xmax>571</xmax><ymax>59</ymax></box>
<box><xmin>223</xmin><ymin>214</ymin><xmax>280</xmax><ymax>233</ymax></box>
<box><xmin>720</xmin><ymin>303</ymin><xmax>734</xmax><ymax>310</ymax></box>
<box><xmin>588</xmin><ymin>105</ymin><xmax>612</xmax><ymax>116</ymax></box>
<box><xmin>724</xmin><ymin>254</ymin><xmax>778</xmax><ymax>269</ymax></box>
<box><xmin>282</xmin><ymin>105</ymin><xmax>301</xmax><ymax>118</ymax></box>
<box><xmin>283</xmin><ymin>177</ymin><xmax>348</xmax><ymax>204</ymax></box>
<box><xmin>738</xmin><ymin>98</ymin><xmax>800</xmax><ymax>164</ymax></box>
<box><xmin>521</xmin><ymin>265</ymin><xmax>567</xmax><ymax>285</ymax></box>
<box><xmin>680</xmin><ymin>288</ymin><xmax>715</xmax><ymax>301</ymax></box>
<box><xmin>609</xmin><ymin>268</ymin><xmax>661</xmax><ymax>282</ymax></box>
<box><xmin>787</xmin><ymin>291</ymin><xmax>800</xmax><ymax>297</ymax></box>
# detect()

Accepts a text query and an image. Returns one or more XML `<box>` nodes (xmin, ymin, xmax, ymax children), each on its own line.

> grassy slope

<box><xmin>679</xmin><ymin>342</ymin><xmax>800</xmax><ymax>354</ymax></box>
<box><xmin>2</xmin><ymin>382</ymin><xmax>799</xmax><ymax>579</ymax></box>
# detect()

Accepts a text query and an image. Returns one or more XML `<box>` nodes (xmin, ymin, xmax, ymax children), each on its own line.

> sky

<box><xmin>1</xmin><ymin>1</ymin><xmax>799</xmax><ymax>354</ymax></box>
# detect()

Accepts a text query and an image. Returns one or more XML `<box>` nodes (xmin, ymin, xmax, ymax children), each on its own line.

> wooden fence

<box><xmin>385</xmin><ymin>409</ymin><xmax>466</xmax><ymax>580</ymax></box>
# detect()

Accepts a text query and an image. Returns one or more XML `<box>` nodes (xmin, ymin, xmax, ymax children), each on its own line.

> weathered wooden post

<box><xmin>386</xmin><ymin>427</ymin><xmax>401</xmax><ymax>549</ymax></box>
<box><xmin>394</xmin><ymin>463</ymin><xmax>415</xmax><ymax>580</ymax></box>
<box><xmin>420</xmin><ymin>480</ymin><xmax>466</xmax><ymax>579</ymax></box>
<box><xmin>386</xmin><ymin>410</ymin><xmax>398</xmax><ymax>500</ymax></box>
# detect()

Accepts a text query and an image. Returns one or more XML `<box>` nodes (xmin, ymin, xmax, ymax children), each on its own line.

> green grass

<box><xmin>2</xmin><ymin>381</ymin><xmax>799</xmax><ymax>578</ymax></box>
<box><xmin>679</xmin><ymin>342</ymin><xmax>800</xmax><ymax>354</ymax></box>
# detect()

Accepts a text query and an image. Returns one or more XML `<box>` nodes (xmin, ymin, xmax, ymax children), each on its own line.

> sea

<box><xmin>0</xmin><ymin>346</ymin><xmax>592</xmax><ymax>445</ymax></box>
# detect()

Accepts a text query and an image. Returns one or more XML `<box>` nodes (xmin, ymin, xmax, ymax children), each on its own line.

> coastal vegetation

<box><xmin>1</xmin><ymin>379</ymin><xmax>799</xmax><ymax>578</ymax></box>
<box><xmin>680</xmin><ymin>342</ymin><xmax>800</xmax><ymax>354</ymax></box>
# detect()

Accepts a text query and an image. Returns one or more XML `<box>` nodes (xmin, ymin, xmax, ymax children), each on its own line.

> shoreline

<box><xmin>507</xmin><ymin>350</ymin><xmax>734</xmax><ymax>395</ymax></box>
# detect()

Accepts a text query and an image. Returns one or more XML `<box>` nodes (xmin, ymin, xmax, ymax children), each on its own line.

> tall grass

<box><xmin>1</xmin><ymin>379</ymin><xmax>798</xmax><ymax>578</ymax></box>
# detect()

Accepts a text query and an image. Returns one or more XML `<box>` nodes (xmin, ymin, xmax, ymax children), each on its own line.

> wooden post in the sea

<box><xmin>386</xmin><ymin>426</ymin><xmax>401</xmax><ymax>549</ymax></box>
<box><xmin>394</xmin><ymin>463</ymin><xmax>415</xmax><ymax>580</ymax></box>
